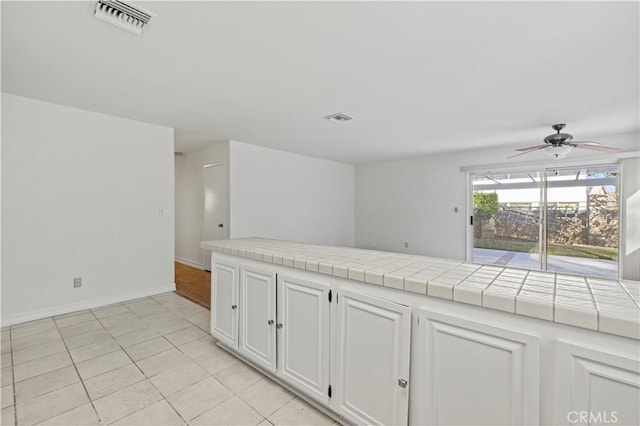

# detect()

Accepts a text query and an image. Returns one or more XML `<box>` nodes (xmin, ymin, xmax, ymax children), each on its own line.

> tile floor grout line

<box><xmin>87</xmin><ymin>310</ymin><xmax>193</xmax><ymax>425</ymax></box>
<box><xmin>234</xmin><ymin>377</ymin><xmax>296</xmax><ymax>421</ymax></box>
<box><xmin>184</xmin><ymin>383</ymin><xmax>264</xmax><ymax>426</ymax></box>
<box><xmin>10</xmin><ymin>328</ymin><xmax>18</xmax><ymax>426</ymax></box>
<box><xmin>9</xmin><ymin>297</ymin><xmax>161</xmax><ymax>424</ymax></box>
<box><xmin>160</xmin><ymin>394</ymin><xmax>191</xmax><ymax>425</ymax></box>
<box><xmin>153</xmin><ymin>334</ymin><xmax>263</xmax><ymax>422</ymax></box>
<box><xmin>165</xmin><ymin>375</ymin><xmax>216</xmax><ymax>424</ymax></box>
<box><xmin>94</xmin><ymin>297</ymin><xmax>210</xmax><ymax>425</ymax></box>
<box><xmin>12</xmin><ymin>362</ymin><xmax>74</xmax><ymax>389</ymax></box>
<box><xmin>31</xmin><ymin>316</ymin><xmax>103</xmax><ymax>426</ymax></box>
<box><xmin>85</xmin><ymin>305</ymin><xmax>177</xmax><ymax>402</ymax></box>
<box><xmin>12</xmin><ymin>336</ymin><xmax>162</xmax><ymax>406</ymax></box>
<box><xmin>89</xmin><ymin>376</ymin><xmax>157</xmax><ymax>424</ymax></box>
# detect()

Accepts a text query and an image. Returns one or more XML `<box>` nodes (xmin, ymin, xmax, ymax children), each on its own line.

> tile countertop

<box><xmin>200</xmin><ymin>238</ymin><xmax>640</xmax><ymax>340</ymax></box>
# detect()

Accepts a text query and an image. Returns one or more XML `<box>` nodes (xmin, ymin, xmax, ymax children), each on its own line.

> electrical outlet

<box><xmin>404</xmin><ymin>242</ymin><xmax>409</xmax><ymax>248</ymax></box>
<box><xmin>73</xmin><ymin>277</ymin><xmax>82</xmax><ymax>288</ymax></box>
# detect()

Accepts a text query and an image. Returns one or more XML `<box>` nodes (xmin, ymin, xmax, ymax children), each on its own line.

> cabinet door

<box><xmin>277</xmin><ymin>275</ymin><xmax>331</xmax><ymax>404</ymax></box>
<box><xmin>239</xmin><ymin>266</ymin><xmax>277</xmax><ymax>372</ymax></box>
<box><xmin>555</xmin><ymin>342</ymin><xmax>639</xmax><ymax>426</ymax></box>
<box><xmin>211</xmin><ymin>259</ymin><xmax>238</xmax><ymax>348</ymax></box>
<box><xmin>333</xmin><ymin>289</ymin><xmax>411</xmax><ymax>426</ymax></box>
<box><xmin>418</xmin><ymin>309</ymin><xmax>539</xmax><ymax>425</ymax></box>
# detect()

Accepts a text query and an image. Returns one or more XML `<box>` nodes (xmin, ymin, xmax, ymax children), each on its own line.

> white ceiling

<box><xmin>2</xmin><ymin>1</ymin><xmax>638</xmax><ymax>164</ymax></box>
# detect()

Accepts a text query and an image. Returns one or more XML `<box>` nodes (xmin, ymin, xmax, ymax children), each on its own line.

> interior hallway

<box><xmin>175</xmin><ymin>262</ymin><xmax>211</xmax><ymax>309</ymax></box>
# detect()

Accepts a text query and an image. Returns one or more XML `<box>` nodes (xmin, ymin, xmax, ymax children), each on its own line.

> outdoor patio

<box><xmin>473</xmin><ymin>248</ymin><xmax>618</xmax><ymax>279</ymax></box>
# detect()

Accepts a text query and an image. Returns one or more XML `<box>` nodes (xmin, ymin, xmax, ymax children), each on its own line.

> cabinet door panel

<box><xmin>334</xmin><ymin>289</ymin><xmax>411</xmax><ymax>426</ymax></box>
<box><xmin>418</xmin><ymin>310</ymin><xmax>539</xmax><ymax>426</ymax></box>
<box><xmin>555</xmin><ymin>342</ymin><xmax>639</xmax><ymax>425</ymax></box>
<box><xmin>239</xmin><ymin>266</ymin><xmax>276</xmax><ymax>372</ymax></box>
<box><xmin>211</xmin><ymin>260</ymin><xmax>238</xmax><ymax>348</ymax></box>
<box><xmin>278</xmin><ymin>275</ymin><xmax>330</xmax><ymax>403</ymax></box>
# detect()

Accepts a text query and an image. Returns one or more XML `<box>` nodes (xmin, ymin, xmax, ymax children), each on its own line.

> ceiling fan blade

<box><xmin>508</xmin><ymin>145</ymin><xmax>547</xmax><ymax>159</ymax></box>
<box><xmin>570</xmin><ymin>140</ymin><xmax>603</xmax><ymax>145</ymax></box>
<box><xmin>515</xmin><ymin>144</ymin><xmax>548</xmax><ymax>152</ymax></box>
<box><xmin>573</xmin><ymin>144</ymin><xmax>620</xmax><ymax>152</ymax></box>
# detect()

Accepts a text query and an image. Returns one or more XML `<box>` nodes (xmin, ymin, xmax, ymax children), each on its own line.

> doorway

<box><xmin>470</xmin><ymin>165</ymin><xmax>619</xmax><ymax>278</ymax></box>
<box><xmin>203</xmin><ymin>163</ymin><xmax>226</xmax><ymax>271</ymax></box>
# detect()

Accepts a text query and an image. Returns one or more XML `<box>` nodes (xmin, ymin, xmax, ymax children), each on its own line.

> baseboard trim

<box><xmin>175</xmin><ymin>256</ymin><xmax>204</xmax><ymax>270</ymax></box>
<box><xmin>1</xmin><ymin>283</ymin><xmax>176</xmax><ymax>326</ymax></box>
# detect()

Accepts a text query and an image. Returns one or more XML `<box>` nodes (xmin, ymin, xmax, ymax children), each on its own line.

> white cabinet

<box><xmin>210</xmin><ymin>257</ymin><xmax>276</xmax><ymax>371</ymax></box>
<box><xmin>239</xmin><ymin>266</ymin><xmax>277</xmax><ymax>372</ymax></box>
<box><xmin>417</xmin><ymin>309</ymin><xmax>540</xmax><ymax>426</ymax></box>
<box><xmin>277</xmin><ymin>274</ymin><xmax>331</xmax><ymax>404</ymax></box>
<box><xmin>554</xmin><ymin>342</ymin><xmax>640</xmax><ymax>426</ymax></box>
<box><xmin>210</xmin><ymin>259</ymin><xmax>238</xmax><ymax>348</ymax></box>
<box><xmin>208</xmin><ymin>251</ymin><xmax>638</xmax><ymax>426</ymax></box>
<box><xmin>333</xmin><ymin>289</ymin><xmax>412</xmax><ymax>426</ymax></box>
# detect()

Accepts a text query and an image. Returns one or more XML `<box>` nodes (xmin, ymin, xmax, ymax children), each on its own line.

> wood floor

<box><xmin>174</xmin><ymin>261</ymin><xmax>211</xmax><ymax>309</ymax></box>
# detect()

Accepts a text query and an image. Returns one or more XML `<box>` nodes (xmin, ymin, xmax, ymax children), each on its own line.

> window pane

<box><xmin>471</xmin><ymin>166</ymin><xmax>620</xmax><ymax>279</ymax></box>
<box><xmin>545</xmin><ymin>166</ymin><xmax>618</xmax><ymax>278</ymax></box>
<box><xmin>472</xmin><ymin>172</ymin><xmax>541</xmax><ymax>269</ymax></box>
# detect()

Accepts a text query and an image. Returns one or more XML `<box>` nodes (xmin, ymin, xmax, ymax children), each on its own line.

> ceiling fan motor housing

<box><xmin>544</xmin><ymin>132</ymin><xmax>573</xmax><ymax>146</ymax></box>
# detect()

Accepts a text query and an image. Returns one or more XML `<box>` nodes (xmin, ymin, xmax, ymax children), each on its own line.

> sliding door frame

<box><xmin>467</xmin><ymin>162</ymin><xmax>621</xmax><ymax>278</ymax></box>
<box><xmin>540</xmin><ymin>172</ymin><xmax>547</xmax><ymax>272</ymax></box>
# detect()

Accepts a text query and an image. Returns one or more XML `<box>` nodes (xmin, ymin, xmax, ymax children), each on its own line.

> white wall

<box><xmin>620</xmin><ymin>157</ymin><xmax>640</xmax><ymax>281</ymax></box>
<box><xmin>229</xmin><ymin>141</ymin><xmax>354</xmax><ymax>247</ymax></box>
<box><xmin>355</xmin><ymin>132</ymin><xmax>640</xmax><ymax>263</ymax></box>
<box><xmin>1</xmin><ymin>94</ymin><xmax>175</xmax><ymax>323</ymax></box>
<box><xmin>174</xmin><ymin>141</ymin><xmax>229</xmax><ymax>268</ymax></box>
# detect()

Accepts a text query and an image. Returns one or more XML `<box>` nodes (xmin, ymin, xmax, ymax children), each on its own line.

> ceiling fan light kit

<box><xmin>509</xmin><ymin>123</ymin><xmax>620</xmax><ymax>160</ymax></box>
<box><xmin>544</xmin><ymin>145</ymin><xmax>573</xmax><ymax>159</ymax></box>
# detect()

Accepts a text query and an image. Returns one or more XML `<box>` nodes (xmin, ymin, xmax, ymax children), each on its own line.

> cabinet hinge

<box><xmin>328</xmin><ymin>385</ymin><xmax>332</xmax><ymax>398</ymax></box>
<box><xmin>328</xmin><ymin>290</ymin><xmax>332</xmax><ymax>303</ymax></box>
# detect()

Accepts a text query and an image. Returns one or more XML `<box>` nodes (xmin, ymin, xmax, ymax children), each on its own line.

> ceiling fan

<box><xmin>508</xmin><ymin>124</ymin><xmax>620</xmax><ymax>159</ymax></box>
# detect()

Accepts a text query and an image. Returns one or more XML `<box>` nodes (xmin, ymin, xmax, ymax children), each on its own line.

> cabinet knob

<box><xmin>267</xmin><ymin>320</ymin><xmax>274</xmax><ymax>325</ymax></box>
<box><xmin>398</xmin><ymin>379</ymin><xmax>408</xmax><ymax>388</ymax></box>
<box><xmin>276</xmin><ymin>323</ymin><xmax>283</xmax><ymax>329</ymax></box>
<box><xmin>218</xmin><ymin>223</ymin><xmax>224</xmax><ymax>228</ymax></box>
<box><xmin>231</xmin><ymin>305</ymin><xmax>237</xmax><ymax>310</ymax></box>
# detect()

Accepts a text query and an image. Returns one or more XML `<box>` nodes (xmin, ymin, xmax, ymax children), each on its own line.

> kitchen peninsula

<box><xmin>201</xmin><ymin>238</ymin><xmax>639</xmax><ymax>426</ymax></box>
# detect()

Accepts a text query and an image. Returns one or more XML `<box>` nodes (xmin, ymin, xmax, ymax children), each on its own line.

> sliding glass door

<box><xmin>544</xmin><ymin>166</ymin><xmax>619</xmax><ymax>277</ymax></box>
<box><xmin>472</xmin><ymin>172</ymin><xmax>543</xmax><ymax>269</ymax></box>
<box><xmin>471</xmin><ymin>165</ymin><xmax>619</xmax><ymax>278</ymax></box>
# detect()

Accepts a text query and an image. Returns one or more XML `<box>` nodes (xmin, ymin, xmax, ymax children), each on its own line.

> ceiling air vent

<box><xmin>94</xmin><ymin>0</ymin><xmax>155</xmax><ymax>35</ymax></box>
<box><xmin>324</xmin><ymin>112</ymin><xmax>353</xmax><ymax>123</ymax></box>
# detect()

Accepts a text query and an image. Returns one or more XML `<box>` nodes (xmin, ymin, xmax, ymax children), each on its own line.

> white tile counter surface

<box><xmin>201</xmin><ymin>238</ymin><xmax>640</xmax><ymax>340</ymax></box>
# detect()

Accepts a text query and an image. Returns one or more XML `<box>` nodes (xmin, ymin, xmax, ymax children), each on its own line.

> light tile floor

<box><xmin>0</xmin><ymin>293</ymin><xmax>337</xmax><ymax>426</ymax></box>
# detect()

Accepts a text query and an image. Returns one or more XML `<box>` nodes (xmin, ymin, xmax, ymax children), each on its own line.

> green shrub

<box><xmin>474</xmin><ymin>192</ymin><xmax>499</xmax><ymax>221</ymax></box>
